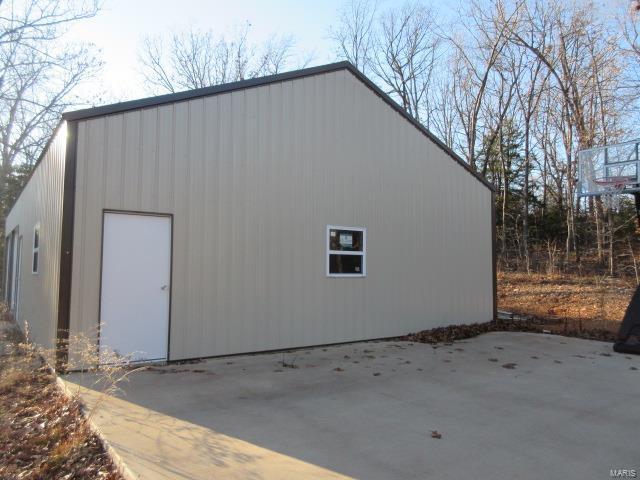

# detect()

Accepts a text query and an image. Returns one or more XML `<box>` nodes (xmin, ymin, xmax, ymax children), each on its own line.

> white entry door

<box><xmin>99</xmin><ymin>212</ymin><xmax>171</xmax><ymax>362</ymax></box>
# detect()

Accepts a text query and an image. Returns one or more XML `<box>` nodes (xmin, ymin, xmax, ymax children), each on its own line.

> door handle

<box><xmin>161</xmin><ymin>285</ymin><xmax>168</xmax><ymax>291</ymax></box>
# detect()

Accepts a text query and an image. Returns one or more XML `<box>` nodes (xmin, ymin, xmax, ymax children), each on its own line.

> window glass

<box><xmin>329</xmin><ymin>229</ymin><xmax>363</xmax><ymax>252</ymax></box>
<box><xmin>327</xmin><ymin>226</ymin><xmax>366</xmax><ymax>276</ymax></box>
<box><xmin>32</xmin><ymin>225</ymin><xmax>39</xmax><ymax>274</ymax></box>
<box><xmin>329</xmin><ymin>254</ymin><xmax>362</xmax><ymax>275</ymax></box>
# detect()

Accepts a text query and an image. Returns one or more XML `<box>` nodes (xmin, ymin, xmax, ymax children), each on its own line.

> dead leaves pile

<box><xmin>404</xmin><ymin>318</ymin><xmax>541</xmax><ymax>344</ymax></box>
<box><xmin>0</xmin><ymin>356</ymin><xmax>122</xmax><ymax>479</ymax></box>
<box><xmin>404</xmin><ymin>316</ymin><xmax>617</xmax><ymax>345</ymax></box>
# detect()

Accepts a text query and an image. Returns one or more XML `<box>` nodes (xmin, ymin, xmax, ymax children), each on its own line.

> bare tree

<box><xmin>329</xmin><ymin>1</ymin><xmax>441</xmax><ymax>125</ymax></box>
<box><xmin>369</xmin><ymin>2</ymin><xmax>441</xmax><ymax>125</ymax></box>
<box><xmin>0</xmin><ymin>0</ymin><xmax>101</xmax><ymax>211</ymax></box>
<box><xmin>515</xmin><ymin>51</ymin><xmax>549</xmax><ymax>272</ymax></box>
<box><xmin>139</xmin><ymin>24</ymin><xmax>298</xmax><ymax>94</ymax></box>
<box><xmin>328</xmin><ymin>0</ymin><xmax>377</xmax><ymax>74</ymax></box>
<box><xmin>533</xmin><ymin>88</ymin><xmax>567</xmax><ymax>212</ymax></box>
<box><xmin>497</xmin><ymin>0</ymin><xmax>626</xmax><ymax>262</ymax></box>
<box><xmin>477</xmin><ymin>43</ymin><xmax>523</xmax><ymax>178</ymax></box>
<box><xmin>328</xmin><ymin>0</ymin><xmax>634</xmax><ymax>273</ymax></box>
<box><xmin>448</xmin><ymin>0</ymin><xmax>516</xmax><ymax>171</ymax></box>
<box><xmin>0</xmin><ymin>0</ymin><xmax>100</xmax><ymax>294</ymax></box>
<box><xmin>619</xmin><ymin>0</ymin><xmax>640</xmax><ymax>109</ymax></box>
<box><xmin>430</xmin><ymin>76</ymin><xmax>457</xmax><ymax>149</ymax></box>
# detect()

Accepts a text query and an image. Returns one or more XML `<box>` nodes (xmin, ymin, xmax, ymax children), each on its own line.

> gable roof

<box><xmin>64</xmin><ymin>61</ymin><xmax>492</xmax><ymax>191</ymax></box>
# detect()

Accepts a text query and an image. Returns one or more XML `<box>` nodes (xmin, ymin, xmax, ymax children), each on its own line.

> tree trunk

<box><xmin>595</xmin><ymin>196</ymin><xmax>604</xmax><ymax>263</ymax></box>
<box><xmin>499</xmin><ymin>128</ymin><xmax>507</xmax><ymax>259</ymax></box>
<box><xmin>573</xmin><ymin>190</ymin><xmax>580</xmax><ymax>263</ymax></box>
<box><xmin>522</xmin><ymin>126</ymin><xmax>530</xmax><ymax>274</ymax></box>
<box><xmin>541</xmin><ymin>150</ymin><xmax>548</xmax><ymax>219</ymax></box>
<box><xmin>608</xmin><ymin>207</ymin><xmax>614</xmax><ymax>276</ymax></box>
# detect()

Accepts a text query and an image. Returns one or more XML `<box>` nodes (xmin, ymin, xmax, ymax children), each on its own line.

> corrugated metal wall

<box><xmin>5</xmin><ymin>123</ymin><xmax>67</xmax><ymax>352</ymax></box>
<box><xmin>69</xmin><ymin>69</ymin><xmax>493</xmax><ymax>361</ymax></box>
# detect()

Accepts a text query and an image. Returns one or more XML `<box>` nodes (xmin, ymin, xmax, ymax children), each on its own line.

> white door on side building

<box><xmin>99</xmin><ymin>212</ymin><xmax>171</xmax><ymax>363</ymax></box>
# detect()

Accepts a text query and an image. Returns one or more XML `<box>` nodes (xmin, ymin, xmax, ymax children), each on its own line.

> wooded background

<box><xmin>2</xmin><ymin>0</ymin><xmax>640</xmax><ymax>279</ymax></box>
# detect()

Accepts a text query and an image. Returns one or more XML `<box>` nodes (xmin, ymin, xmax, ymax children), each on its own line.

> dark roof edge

<box><xmin>63</xmin><ymin>62</ymin><xmax>352</xmax><ymax>121</ymax></box>
<box><xmin>342</xmin><ymin>64</ymin><xmax>494</xmax><ymax>192</ymax></box>
<box><xmin>63</xmin><ymin>60</ymin><xmax>493</xmax><ymax>192</ymax></box>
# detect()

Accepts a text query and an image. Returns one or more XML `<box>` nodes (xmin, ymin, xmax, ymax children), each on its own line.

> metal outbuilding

<box><xmin>4</xmin><ymin>62</ymin><xmax>496</xmax><ymax>366</ymax></box>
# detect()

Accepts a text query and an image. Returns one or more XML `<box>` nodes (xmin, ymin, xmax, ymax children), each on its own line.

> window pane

<box><xmin>329</xmin><ymin>254</ymin><xmax>363</xmax><ymax>275</ymax></box>
<box><xmin>32</xmin><ymin>251</ymin><xmax>38</xmax><ymax>273</ymax></box>
<box><xmin>329</xmin><ymin>229</ymin><xmax>363</xmax><ymax>251</ymax></box>
<box><xmin>33</xmin><ymin>228</ymin><xmax>39</xmax><ymax>249</ymax></box>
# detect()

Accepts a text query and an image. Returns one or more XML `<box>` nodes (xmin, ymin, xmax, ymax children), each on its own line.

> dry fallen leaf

<box><xmin>431</xmin><ymin>430</ymin><xmax>442</xmax><ymax>439</ymax></box>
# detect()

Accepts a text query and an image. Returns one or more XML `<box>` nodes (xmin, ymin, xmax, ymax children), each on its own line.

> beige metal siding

<box><xmin>69</xmin><ymin>69</ymin><xmax>493</xmax><ymax>361</ymax></box>
<box><xmin>5</xmin><ymin>123</ymin><xmax>66</xmax><ymax>352</ymax></box>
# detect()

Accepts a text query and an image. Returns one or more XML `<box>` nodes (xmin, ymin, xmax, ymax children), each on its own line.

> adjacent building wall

<box><xmin>5</xmin><ymin>122</ymin><xmax>67</xmax><ymax>352</ymax></box>
<box><xmin>69</xmin><ymin>69</ymin><xmax>493</xmax><ymax>361</ymax></box>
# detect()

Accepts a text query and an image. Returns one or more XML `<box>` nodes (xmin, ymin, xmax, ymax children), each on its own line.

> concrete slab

<box><xmin>65</xmin><ymin>333</ymin><xmax>640</xmax><ymax>480</ymax></box>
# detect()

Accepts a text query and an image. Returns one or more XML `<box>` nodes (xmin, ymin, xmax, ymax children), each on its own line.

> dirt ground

<box><xmin>498</xmin><ymin>271</ymin><xmax>634</xmax><ymax>335</ymax></box>
<box><xmin>0</xmin><ymin>320</ymin><xmax>122</xmax><ymax>480</ymax></box>
<box><xmin>404</xmin><ymin>271</ymin><xmax>633</xmax><ymax>346</ymax></box>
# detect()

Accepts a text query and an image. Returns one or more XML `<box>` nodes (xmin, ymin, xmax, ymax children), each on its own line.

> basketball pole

<box><xmin>635</xmin><ymin>192</ymin><xmax>640</xmax><ymax>229</ymax></box>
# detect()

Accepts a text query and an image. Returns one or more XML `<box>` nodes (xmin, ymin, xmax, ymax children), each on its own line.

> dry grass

<box><xmin>498</xmin><ymin>271</ymin><xmax>634</xmax><ymax>335</ymax></box>
<box><xmin>407</xmin><ymin>271</ymin><xmax>632</xmax><ymax>345</ymax></box>
<box><xmin>0</xmin><ymin>320</ymin><xmax>123</xmax><ymax>480</ymax></box>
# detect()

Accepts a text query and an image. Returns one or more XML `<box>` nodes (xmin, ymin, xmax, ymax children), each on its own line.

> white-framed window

<box><xmin>32</xmin><ymin>224</ymin><xmax>40</xmax><ymax>274</ymax></box>
<box><xmin>326</xmin><ymin>225</ymin><xmax>366</xmax><ymax>277</ymax></box>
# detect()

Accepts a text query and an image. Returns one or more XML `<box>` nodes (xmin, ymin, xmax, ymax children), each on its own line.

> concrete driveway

<box><xmin>65</xmin><ymin>332</ymin><xmax>640</xmax><ymax>480</ymax></box>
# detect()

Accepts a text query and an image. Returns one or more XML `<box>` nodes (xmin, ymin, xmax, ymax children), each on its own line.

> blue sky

<box><xmin>63</xmin><ymin>0</ymin><xmax>621</xmax><ymax>106</ymax></box>
<box><xmin>65</xmin><ymin>0</ymin><xmax>458</xmax><ymax>104</ymax></box>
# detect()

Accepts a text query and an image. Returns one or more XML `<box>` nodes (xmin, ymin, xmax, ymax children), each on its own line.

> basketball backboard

<box><xmin>578</xmin><ymin>140</ymin><xmax>640</xmax><ymax>196</ymax></box>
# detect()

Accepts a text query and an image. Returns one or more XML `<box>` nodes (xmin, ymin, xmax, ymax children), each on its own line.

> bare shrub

<box><xmin>0</xmin><ymin>311</ymin><xmax>152</xmax><ymax>478</ymax></box>
<box><xmin>546</xmin><ymin>239</ymin><xmax>560</xmax><ymax>275</ymax></box>
<box><xmin>0</xmin><ymin>311</ymin><xmax>122</xmax><ymax>478</ymax></box>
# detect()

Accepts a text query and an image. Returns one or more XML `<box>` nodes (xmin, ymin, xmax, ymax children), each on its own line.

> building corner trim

<box><xmin>491</xmin><ymin>191</ymin><xmax>497</xmax><ymax>321</ymax></box>
<box><xmin>56</xmin><ymin>120</ymin><xmax>78</xmax><ymax>370</ymax></box>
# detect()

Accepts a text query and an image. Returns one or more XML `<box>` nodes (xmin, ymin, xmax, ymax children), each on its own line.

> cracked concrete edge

<box><xmin>55</xmin><ymin>376</ymin><xmax>140</xmax><ymax>480</ymax></box>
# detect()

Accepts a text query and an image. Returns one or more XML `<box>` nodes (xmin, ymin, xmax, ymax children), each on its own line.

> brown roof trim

<box><xmin>63</xmin><ymin>61</ymin><xmax>493</xmax><ymax>192</ymax></box>
<box><xmin>344</xmin><ymin>65</ymin><xmax>494</xmax><ymax>191</ymax></box>
<box><xmin>63</xmin><ymin>62</ymin><xmax>353</xmax><ymax>121</ymax></box>
<box><xmin>55</xmin><ymin>120</ymin><xmax>78</xmax><ymax>370</ymax></box>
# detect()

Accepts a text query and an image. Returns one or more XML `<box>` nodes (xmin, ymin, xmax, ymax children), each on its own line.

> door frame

<box><xmin>97</xmin><ymin>209</ymin><xmax>174</xmax><ymax>362</ymax></box>
<box><xmin>14</xmin><ymin>234</ymin><xmax>22</xmax><ymax>322</ymax></box>
<box><xmin>5</xmin><ymin>229</ymin><xmax>15</xmax><ymax>307</ymax></box>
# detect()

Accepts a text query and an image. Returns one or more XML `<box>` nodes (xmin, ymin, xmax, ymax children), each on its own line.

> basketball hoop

<box><xmin>594</xmin><ymin>176</ymin><xmax>634</xmax><ymax>210</ymax></box>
